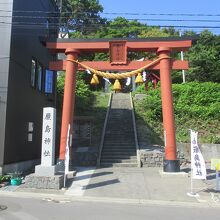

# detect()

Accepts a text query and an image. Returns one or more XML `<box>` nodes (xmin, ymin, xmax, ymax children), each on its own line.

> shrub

<box><xmin>57</xmin><ymin>72</ymin><xmax>93</xmax><ymax>114</ymax></box>
<box><xmin>134</xmin><ymin>82</ymin><xmax>220</xmax><ymax>143</ymax></box>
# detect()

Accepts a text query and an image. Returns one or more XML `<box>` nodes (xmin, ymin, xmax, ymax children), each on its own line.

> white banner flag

<box><xmin>142</xmin><ymin>71</ymin><xmax>147</xmax><ymax>82</ymax></box>
<box><xmin>190</xmin><ymin>130</ymin><xmax>206</xmax><ymax>179</ymax></box>
<box><xmin>103</xmin><ymin>77</ymin><xmax>111</xmax><ymax>84</ymax></box>
<box><xmin>126</xmin><ymin>77</ymin><xmax>131</xmax><ymax>86</ymax></box>
<box><xmin>65</xmin><ymin>124</ymin><xmax>70</xmax><ymax>175</ymax></box>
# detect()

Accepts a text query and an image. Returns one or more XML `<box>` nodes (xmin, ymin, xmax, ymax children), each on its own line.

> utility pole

<box><xmin>179</xmin><ymin>31</ymin><xmax>186</xmax><ymax>83</ymax></box>
<box><xmin>59</xmin><ymin>0</ymin><xmax>63</xmax><ymax>13</ymax></box>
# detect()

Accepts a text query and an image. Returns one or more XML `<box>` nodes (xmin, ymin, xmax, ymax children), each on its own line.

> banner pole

<box><xmin>64</xmin><ymin>173</ymin><xmax>66</xmax><ymax>188</ymax></box>
<box><xmin>190</xmin><ymin>129</ymin><xmax>194</xmax><ymax>195</ymax></box>
<box><xmin>190</xmin><ymin>169</ymin><xmax>193</xmax><ymax>194</ymax></box>
<box><xmin>64</xmin><ymin>124</ymin><xmax>70</xmax><ymax>188</ymax></box>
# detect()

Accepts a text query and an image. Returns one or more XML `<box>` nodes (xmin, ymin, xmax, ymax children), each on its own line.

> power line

<box><xmin>0</xmin><ymin>19</ymin><xmax>219</xmax><ymax>28</ymax></box>
<box><xmin>1</xmin><ymin>9</ymin><xmax>220</xmax><ymax>17</ymax></box>
<box><xmin>0</xmin><ymin>13</ymin><xmax>219</xmax><ymax>34</ymax></box>
<box><xmin>126</xmin><ymin>18</ymin><xmax>220</xmax><ymax>23</ymax></box>
<box><xmin>102</xmin><ymin>12</ymin><xmax>220</xmax><ymax>17</ymax></box>
<box><xmin>0</xmin><ymin>22</ymin><xmax>219</xmax><ymax>30</ymax></box>
<box><xmin>2</xmin><ymin>14</ymin><xmax>220</xmax><ymax>23</ymax></box>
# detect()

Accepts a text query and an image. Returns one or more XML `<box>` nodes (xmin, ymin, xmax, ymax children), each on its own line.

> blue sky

<box><xmin>99</xmin><ymin>0</ymin><xmax>220</xmax><ymax>34</ymax></box>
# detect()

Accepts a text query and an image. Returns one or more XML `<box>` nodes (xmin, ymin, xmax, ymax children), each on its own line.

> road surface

<box><xmin>0</xmin><ymin>196</ymin><xmax>219</xmax><ymax>220</ymax></box>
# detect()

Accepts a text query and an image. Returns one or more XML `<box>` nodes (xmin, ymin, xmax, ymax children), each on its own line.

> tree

<box><xmin>56</xmin><ymin>72</ymin><xmax>93</xmax><ymax>114</ymax></box>
<box><xmin>93</xmin><ymin>17</ymin><xmax>173</xmax><ymax>39</ymax></box>
<box><xmin>61</xmin><ymin>0</ymin><xmax>106</xmax><ymax>34</ymax></box>
<box><xmin>188</xmin><ymin>30</ymin><xmax>220</xmax><ymax>82</ymax></box>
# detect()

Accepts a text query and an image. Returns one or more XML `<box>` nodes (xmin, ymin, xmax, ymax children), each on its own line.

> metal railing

<box><xmin>130</xmin><ymin>92</ymin><xmax>141</xmax><ymax>167</ymax></box>
<box><xmin>97</xmin><ymin>93</ymin><xmax>113</xmax><ymax>167</ymax></box>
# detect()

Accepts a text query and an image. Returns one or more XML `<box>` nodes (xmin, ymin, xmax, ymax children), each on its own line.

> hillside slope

<box><xmin>134</xmin><ymin>82</ymin><xmax>220</xmax><ymax>144</ymax></box>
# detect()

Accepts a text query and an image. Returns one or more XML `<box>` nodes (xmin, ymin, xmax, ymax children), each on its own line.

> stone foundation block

<box><xmin>35</xmin><ymin>165</ymin><xmax>57</xmax><ymax>176</ymax></box>
<box><xmin>24</xmin><ymin>174</ymin><xmax>64</xmax><ymax>190</ymax></box>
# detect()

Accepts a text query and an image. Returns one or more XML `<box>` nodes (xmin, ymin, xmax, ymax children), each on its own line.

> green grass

<box><xmin>133</xmin><ymin>82</ymin><xmax>220</xmax><ymax>144</ymax></box>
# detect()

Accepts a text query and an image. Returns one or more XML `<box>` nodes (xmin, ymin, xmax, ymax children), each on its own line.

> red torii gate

<box><xmin>47</xmin><ymin>37</ymin><xmax>192</xmax><ymax>172</ymax></box>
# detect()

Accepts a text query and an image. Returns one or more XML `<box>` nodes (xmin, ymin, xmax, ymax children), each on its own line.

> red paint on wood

<box><xmin>49</xmin><ymin>60</ymin><xmax>189</xmax><ymax>71</ymax></box>
<box><xmin>46</xmin><ymin>40</ymin><xmax>192</xmax><ymax>53</ymax></box>
<box><xmin>109</xmin><ymin>41</ymin><xmax>127</xmax><ymax>64</ymax></box>
<box><xmin>59</xmin><ymin>49</ymin><xmax>79</xmax><ymax>160</ymax></box>
<box><xmin>158</xmin><ymin>47</ymin><xmax>177</xmax><ymax>161</ymax></box>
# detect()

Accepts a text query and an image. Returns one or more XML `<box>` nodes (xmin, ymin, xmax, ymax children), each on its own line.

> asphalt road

<box><xmin>0</xmin><ymin>196</ymin><xmax>219</xmax><ymax>220</ymax></box>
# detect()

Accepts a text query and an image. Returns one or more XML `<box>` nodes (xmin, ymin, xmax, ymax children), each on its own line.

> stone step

<box><xmin>108</xmin><ymin>114</ymin><xmax>132</xmax><ymax>117</ymax></box>
<box><xmin>103</xmin><ymin>143</ymin><xmax>135</xmax><ymax>146</ymax></box>
<box><xmin>104</xmin><ymin>141</ymin><xmax>135</xmax><ymax>147</ymax></box>
<box><xmin>105</xmin><ymin>137</ymin><xmax>134</xmax><ymax>140</ymax></box>
<box><xmin>104</xmin><ymin>136</ymin><xmax>134</xmax><ymax>139</ymax></box>
<box><xmin>103</xmin><ymin>151</ymin><xmax>136</xmax><ymax>154</ymax></box>
<box><xmin>100</xmin><ymin>93</ymin><xmax>137</xmax><ymax>168</ymax></box>
<box><xmin>105</xmin><ymin>131</ymin><xmax>134</xmax><ymax>134</ymax></box>
<box><xmin>101</xmin><ymin>158</ymin><xmax>137</xmax><ymax>163</ymax></box>
<box><xmin>103</xmin><ymin>144</ymin><xmax>136</xmax><ymax>147</ymax></box>
<box><xmin>107</xmin><ymin>116</ymin><xmax>132</xmax><ymax>119</ymax></box>
<box><xmin>105</xmin><ymin>128</ymin><xmax>133</xmax><ymax>131</ymax></box>
<box><xmin>102</xmin><ymin>153</ymin><xmax>135</xmax><ymax>157</ymax></box>
<box><xmin>102</xmin><ymin>151</ymin><xmax>136</xmax><ymax>155</ymax></box>
<box><xmin>100</xmin><ymin>162</ymin><xmax>138</xmax><ymax>168</ymax></box>
<box><xmin>107</xmin><ymin>121</ymin><xmax>132</xmax><ymax>124</ymax></box>
<box><xmin>107</xmin><ymin>121</ymin><xmax>133</xmax><ymax>124</ymax></box>
<box><xmin>106</xmin><ymin>128</ymin><xmax>134</xmax><ymax>131</ymax></box>
<box><xmin>104</xmin><ymin>138</ymin><xmax>134</xmax><ymax>141</ymax></box>
<box><xmin>102</xmin><ymin>150</ymin><xmax>136</xmax><ymax>155</ymax></box>
<box><xmin>107</xmin><ymin>121</ymin><xmax>132</xmax><ymax>123</ymax></box>
<box><xmin>105</xmin><ymin>132</ymin><xmax>134</xmax><ymax>135</ymax></box>
<box><xmin>103</xmin><ymin>145</ymin><xmax>136</xmax><ymax>150</ymax></box>
<box><xmin>102</xmin><ymin>149</ymin><xmax>135</xmax><ymax>153</ymax></box>
<box><xmin>106</xmin><ymin>121</ymin><xmax>133</xmax><ymax>124</ymax></box>
<box><xmin>105</xmin><ymin>133</ymin><xmax>134</xmax><ymax>135</ymax></box>
<box><xmin>101</xmin><ymin>155</ymin><xmax>137</xmax><ymax>159</ymax></box>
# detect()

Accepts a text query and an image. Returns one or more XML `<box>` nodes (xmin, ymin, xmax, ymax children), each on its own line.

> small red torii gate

<box><xmin>47</xmin><ymin>37</ymin><xmax>192</xmax><ymax>172</ymax></box>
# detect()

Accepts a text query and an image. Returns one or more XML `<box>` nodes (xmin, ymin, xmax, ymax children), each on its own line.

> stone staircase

<box><xmin>100</xmin><ymin>93</ymin><xmax>137</xmax><ymax>167</ymax></box>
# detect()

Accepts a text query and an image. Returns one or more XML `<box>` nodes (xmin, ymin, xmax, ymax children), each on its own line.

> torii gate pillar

<box><xmin>158</xmin><ymin>47</ymin><xmax>180</xmax><ymax>172</ymax></box>
<box><xmin>59</xmin><ymin>49</ymin><xmax>79</xmax><ymax>161</ymax></box>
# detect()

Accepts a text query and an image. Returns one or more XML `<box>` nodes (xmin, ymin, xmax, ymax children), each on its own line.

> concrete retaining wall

<box><xmin>177</xmin><ymin>143</ymin><xmax>220</xmax><ymax>162</ymax></box>
<box><xmin>140</xmin><ymin>143</ymin><xmax>220</xmax><ymax>167</ymax></box>
<box><xmin>72</xmin><ymin>147</ymin><xmax>98</xmax><ymax>166</ymax></box>
<box><xmin>1</xmin><ymin>159</ymin><xmax>40</xmax><ymax>175</ymax></box>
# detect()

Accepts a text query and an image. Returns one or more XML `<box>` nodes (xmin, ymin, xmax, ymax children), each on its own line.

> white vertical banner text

<box><xmin>41</xmin><ymin>107</ymin><xmax>56</xmax><ymax>166</ymax></box>
<box><xmin>190</xmin><ymin>130</ymin><xmax>206</xmax><ymax>179</ymax></box>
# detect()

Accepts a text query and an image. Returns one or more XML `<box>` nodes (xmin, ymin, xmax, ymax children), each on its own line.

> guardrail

<box><xmin>130</xmin><ymin>92</ymin><xmax>141</xmax><ymax>168</ymax></box>
<box><xmin>97</xmin><ymin>93</ymin><xmax>113</xmax><ymax>167</ymax></box>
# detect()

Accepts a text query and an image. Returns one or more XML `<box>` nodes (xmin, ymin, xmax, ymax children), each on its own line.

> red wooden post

<box><xmin>145</xmin><ymin>81</ymin><xmax>148</xmax><ymax>91</ymax></box>
<box><xmin>157</xmin><ymin>47</ymin><xmax>180</xmax><ymax>172</ymax></box>
<box><xmin>59</xmin><ymin>48</ymin><xmax>79</xmax><ymax>161</ymax></box>
<box><xmin>153</xmin><ymin>79</ymin><xmax>157</xmax><ymax>89</ymax></box>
